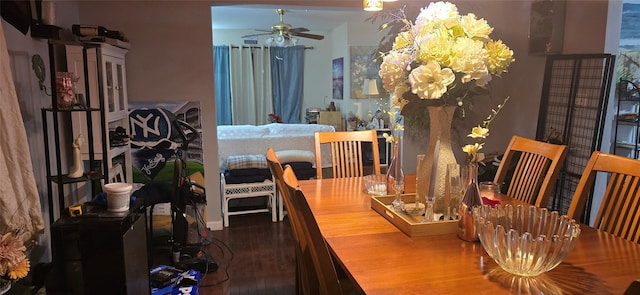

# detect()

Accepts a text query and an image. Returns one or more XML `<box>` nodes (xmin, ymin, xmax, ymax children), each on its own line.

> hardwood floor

<box><xmin>152</xmin><ymin>212</ymin><xmax>297</xmax><ymax>295</ymax></box>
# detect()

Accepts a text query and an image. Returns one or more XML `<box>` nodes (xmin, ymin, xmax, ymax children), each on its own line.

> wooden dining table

<box><xmin>297</xmin><ymin>175</ymin><xmax>640</xmax><ymax>294</ymax></box>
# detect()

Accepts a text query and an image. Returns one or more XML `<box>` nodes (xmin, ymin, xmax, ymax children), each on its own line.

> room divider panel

<box><xmin>535</xmin><ymin>53</ymin><xmax>616</xmax><ymax>223</ymax></box>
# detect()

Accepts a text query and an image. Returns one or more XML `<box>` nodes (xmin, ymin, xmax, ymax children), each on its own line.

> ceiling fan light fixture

<box><xmin>363</xmin><ymin>0</ymin><xmax>383</xmax><ymax>11</ymax></box>
<box><xmin>265</xmin><ymin>35</ymin><xmax>298</xmax><ymax>47</ymax></box>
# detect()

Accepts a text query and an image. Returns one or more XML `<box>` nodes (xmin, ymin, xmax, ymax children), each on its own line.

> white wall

<box><xmin>76</xmin><ymin>1</ymin><xmax>222</xmax><ymax>229</ymax></box>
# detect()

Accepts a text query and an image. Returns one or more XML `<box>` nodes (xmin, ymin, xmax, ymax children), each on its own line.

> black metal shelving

<box><xmin>613</xmin><ymin>79</ymin><xmax>640</xmax><ymax>159</ymax></box>
<box><xmin>42</xmin><ymin>41</ymin><xmax>109</xmax><ymax>224</ymax></box>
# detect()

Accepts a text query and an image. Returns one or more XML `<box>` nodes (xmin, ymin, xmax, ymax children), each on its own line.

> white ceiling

<box><xmin>211</xmin><ymin>5</ymin><xmax>373</xmax><ymax>33</ymax></box>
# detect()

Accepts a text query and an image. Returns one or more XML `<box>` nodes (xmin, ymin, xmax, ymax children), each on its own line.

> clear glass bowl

<box><xmin>363</xmin><ymin>174</ymin><xmax>387</xmax><ymax>196</ymax></box>
<box><xmin>473</xmin><ymin>204</ymin><xmax>581</xmax><ymax>277</ymax></box>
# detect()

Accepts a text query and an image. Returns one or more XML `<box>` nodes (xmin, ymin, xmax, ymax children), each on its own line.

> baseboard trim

<box><xmin>207</xmin><ymin>220</ymin><xmax>224</xmax><ymax>231</ymax></box>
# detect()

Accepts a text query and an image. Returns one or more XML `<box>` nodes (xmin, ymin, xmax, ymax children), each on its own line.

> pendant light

<box><xmin>363</xmin><ymin>0</ymin><xmax>383</xmax><ymax>11</ymax></box>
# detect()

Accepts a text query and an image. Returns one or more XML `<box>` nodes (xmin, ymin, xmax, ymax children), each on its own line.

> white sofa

<box><xmin>217</xmin><ymin>123</ymin><xmax>336</xmax><ymax>171</ymax></box>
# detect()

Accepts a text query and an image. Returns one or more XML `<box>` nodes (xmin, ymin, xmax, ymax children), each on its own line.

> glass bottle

<box><xmin>457</xmin><ymin>162</ymin><xmax>483</xmax><ymax>242</ymax></box>
<box><xmin>386</xmin><ymin>137</ymin><xmax>405</xmax><ymax>212</ymax></box>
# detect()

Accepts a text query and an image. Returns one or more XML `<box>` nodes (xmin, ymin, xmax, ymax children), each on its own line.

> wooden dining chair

<box><xmin>314</xmin><ymin>130</ymin><xmax>380</xmax><ymax>179</ymax></box>
<box><xmin>494</xmin><ymin>135</ymin><xmax>568</xmax><ymax>208</ymax></box>
<box><xmin>266</xmin><ymin>148</ymin><xmax>305</xmax><ymax>294</ymax></box>
<box><xmin>282</xmin><ymin>166</ymin><xmax>363</xmax><ymax>295</ymax></box>
<box><xmin>567</xmin><ymin>151</ymin><xmax>640</xmax><ymax>243</ymax></box>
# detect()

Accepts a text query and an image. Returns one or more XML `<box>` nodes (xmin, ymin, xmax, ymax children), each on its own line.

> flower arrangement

<box><xmin>377</xmin><ymin>1</ymin><xmax>515</xmax><ymax>116</ymax></box>
<box><xmin>462</xmin><ymin>96</ymin><xmax>509</xmax><ymax>163</ymax></box>
<box><xmin>0</xmin><ymin>232</ymin><xmax>30</xmax><ymax>283</ymax></box>
<box><xmin>267</xmin><ymin>113</ymin><xmax>282</xmax><ymax>123</ymax></box>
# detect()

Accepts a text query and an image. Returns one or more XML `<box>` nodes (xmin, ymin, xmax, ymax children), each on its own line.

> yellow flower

<box><xmin>486</xmin><ymin>40</ymin><xmax>515</xmax><ymax>75</ymax></box>
<box><xmin>450</xmin><ymin>38</ymin><xmax>490</xmax><ymax>85</ymax></box>
<box><xmin>459</xmin><ymin>13</ymin><xmax>493</xmax><ymax>40</ymax></box>
<box><xmin>7</xmin><ymin>258</ymin><xmax>29</xmax><ymax>280</ymax></box>
<box><xmin>383</xmin><ymin>133</ymin><xmax>396</xmax><ymax>143</ymax></box>
<box><xmin>462</xmin><ymin>97</ymin><xmax>509</xmax><ymax>163</ymax></box>
<box><xmin>468</xmin><ymin>126</ymin><xmax>489</xmax><ymax>139</ymax></box>
<box><xmin>409</xmin><ymin>61</ymin><xmax>455</xmax><ymax>99</ymax></box>
<box><xmin>392</xmin><ymin>31</ymin><xmax>413</xmax><ymax>50</ymax></box>
<box><xmin>462</xmin><ymin>143</ymin><xmax>485</xmax><ymax>162</ymax></box>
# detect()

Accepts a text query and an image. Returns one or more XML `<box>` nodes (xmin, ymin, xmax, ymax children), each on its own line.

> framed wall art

<box><xmin>529</xmin><ymin>0</ymin><xmax>566</xmax><ymax>55</ymax></box>
<box><xmin>350</xmin><ymin>46</ymin><xmax>380</xmax><ymax>99</ymax></box>
<box><xmin>332</xmin><ymin>57</ymin><xmax>344</xmax><ymax>100</ymax></box>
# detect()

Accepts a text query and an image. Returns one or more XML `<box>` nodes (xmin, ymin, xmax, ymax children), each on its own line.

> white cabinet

<box><xmin>66</xmin><ymin>43</ymin><xmax>132</xmax><ymax>183</ymax></box>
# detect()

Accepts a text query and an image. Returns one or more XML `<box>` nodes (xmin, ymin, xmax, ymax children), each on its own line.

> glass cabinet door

<box><xmin>116</xmin><ymin>64</ymin><xmax>125</xmax><ymax>113</ymax></box>
<box><xmin>105</xmin><ymin>61</ymin><xmax>115</xmax><ymax>113</ymax></box>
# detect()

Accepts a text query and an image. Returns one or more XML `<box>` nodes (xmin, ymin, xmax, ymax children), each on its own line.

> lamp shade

<box><xmin>363</xmin><ymin>0</ymin><xmax>383</xmax><ymax>11</ymax></box>
<box><xmin>363</xmin><ymin>79</ymin><xmax>380</xmax><ymax>96</ymax></box>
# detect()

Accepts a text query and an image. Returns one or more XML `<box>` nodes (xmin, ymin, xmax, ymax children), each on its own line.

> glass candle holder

<box><xmin>479</xmin><ymin>181</ymin><xmax>500</xmax><ymax>200</ymax></box>
<box><xmin>55</xmin><ymin>72</ymin><xmax>75</xmax><ymax>109</ymax></box>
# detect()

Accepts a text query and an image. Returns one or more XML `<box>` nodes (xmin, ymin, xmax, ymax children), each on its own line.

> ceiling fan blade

<box><xmin>290</xmin><ymin>27</ymin><xmax>309</xmax><ymax>33</ymax></box>
<box><xmin>241</xmin><ymin>32</ymin><xmax>273</xmax><ymax>38</ymax></box>
<box><xmin>290</xmin><ymin>31</ymin><xmax>324</xmax><ymax>40</ymax></box>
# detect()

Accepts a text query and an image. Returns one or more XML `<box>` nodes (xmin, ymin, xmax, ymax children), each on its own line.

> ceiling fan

<box><xmin>241</xmin><ymin>9</ymin><xmax>325</xmax><ymax>45</ymax></box>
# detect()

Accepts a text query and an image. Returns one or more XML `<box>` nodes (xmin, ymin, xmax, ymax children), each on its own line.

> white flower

<box><xmin>416</xmin><ymin>1</ymin><xmax>459</xmax><ymax>28</ymax></box>
<box><xmin>409</xmin><ymin>61</ymin><xmax>455</xmax><ymax>99</ymax></box>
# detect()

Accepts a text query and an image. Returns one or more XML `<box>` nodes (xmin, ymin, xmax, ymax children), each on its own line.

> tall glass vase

<box><xmin>416</xmin><ymin>105</ymin><xmax>458</xmax><ymax>217</ymax></box>
<box><xmin>386</xmin><ymin>138</ymin><xmax>405</xmax><ymax>212</ymax></box>
<box><xmin>457</xmin><ymin>162</ymin><xmax>483</xmax><ymax>242</ymax></box>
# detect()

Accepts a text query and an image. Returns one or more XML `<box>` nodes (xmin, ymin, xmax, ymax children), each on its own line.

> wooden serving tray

<box><xmin>370</xmin><ymin>194</ymin><xmax>458</xmax><ymax>237</ymax></box>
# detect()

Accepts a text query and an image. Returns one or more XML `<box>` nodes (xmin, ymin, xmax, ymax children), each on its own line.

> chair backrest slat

<box><xmin>494</xmin><ymin>135</ymin><xmax>568</xmax><ymax>208</ymax></box>
<box><xmin>315</xmin><ymin>130</ymin><xmax>380</xmax><ymax>179</ymax></box>
<box><xmin>567</xmin><ymin>151</ymin><xmax>640</xmax><ymax>243</ymax></box>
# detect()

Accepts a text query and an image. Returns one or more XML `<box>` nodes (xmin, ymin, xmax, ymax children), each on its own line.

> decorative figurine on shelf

<box><xmin>68</xmin><ymin>134</ymin><xmax>84</xmax><ymax>178</ymax></box>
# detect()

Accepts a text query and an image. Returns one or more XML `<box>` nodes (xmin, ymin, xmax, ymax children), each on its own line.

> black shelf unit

<box><xmin>613</xmin><ymin>79</ymin><xmax>640</xmax><ymax>159</ymax></box>
<box><xmin>42</xmin><ymin>41</ymin><xmax>109</xmax><ymax>224</ymax></box>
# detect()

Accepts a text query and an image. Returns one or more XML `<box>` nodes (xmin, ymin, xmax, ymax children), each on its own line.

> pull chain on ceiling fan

<box><xmin>241</xmin><ymin>9</ymin><xmax>325</xmax><ymax>46</ymax></box>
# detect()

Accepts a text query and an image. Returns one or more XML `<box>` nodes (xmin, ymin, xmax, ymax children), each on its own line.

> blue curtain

<box><xmin>271</xmin><ymin>46</ymin><xmax>304</xmax><ymax>123</ymax></box>
<box><xmin>214</xmin><ymin>45</ymin><xmax>232</xmax><ymax>125</ymax></box>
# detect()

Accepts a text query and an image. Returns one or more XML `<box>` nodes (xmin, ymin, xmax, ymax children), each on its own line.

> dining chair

<box><xmin>314</xmin><ymin>129</ymin><xmax>380</xmax><ymax>179</ymax></box>
<box><xmin>493</xmin><ymin>135</ymin><xmax>568</xmax><ymax>208</ymax></box>
<box><xmin>567</xmin><ymin>151</ymin><xmax>640</xmax><ymax>243</ymax></box>
<box><xmin>282</xmin><ymin>166</ymin><xmax>363</xmax><ymax>295</ymax></box>
<box><xmin>266</xmin><ymin>148</ymin><xmax>305</xmax><ymax>294</ymax></box>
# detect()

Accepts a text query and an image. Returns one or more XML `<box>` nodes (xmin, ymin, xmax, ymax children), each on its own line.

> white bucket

<box><xmin>104</xmin><ymin>182</ymin><xmax>133</xmax><ymax>212</ymax></box>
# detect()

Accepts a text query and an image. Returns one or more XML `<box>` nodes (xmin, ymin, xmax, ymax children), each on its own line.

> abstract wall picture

<box><xmin>332</xmin><ymin>57</ymin><xmax>344</xmax><ymax>100</ymax></box>
<box><xmin>350</xmin><ymin>46</ymin><xmax>379</xmax><ymax>98</ymax></box>
<box><xmin>529</xmin><ymin>0</ymin><xmax>566</xmax><ymax>55</ymax></box>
